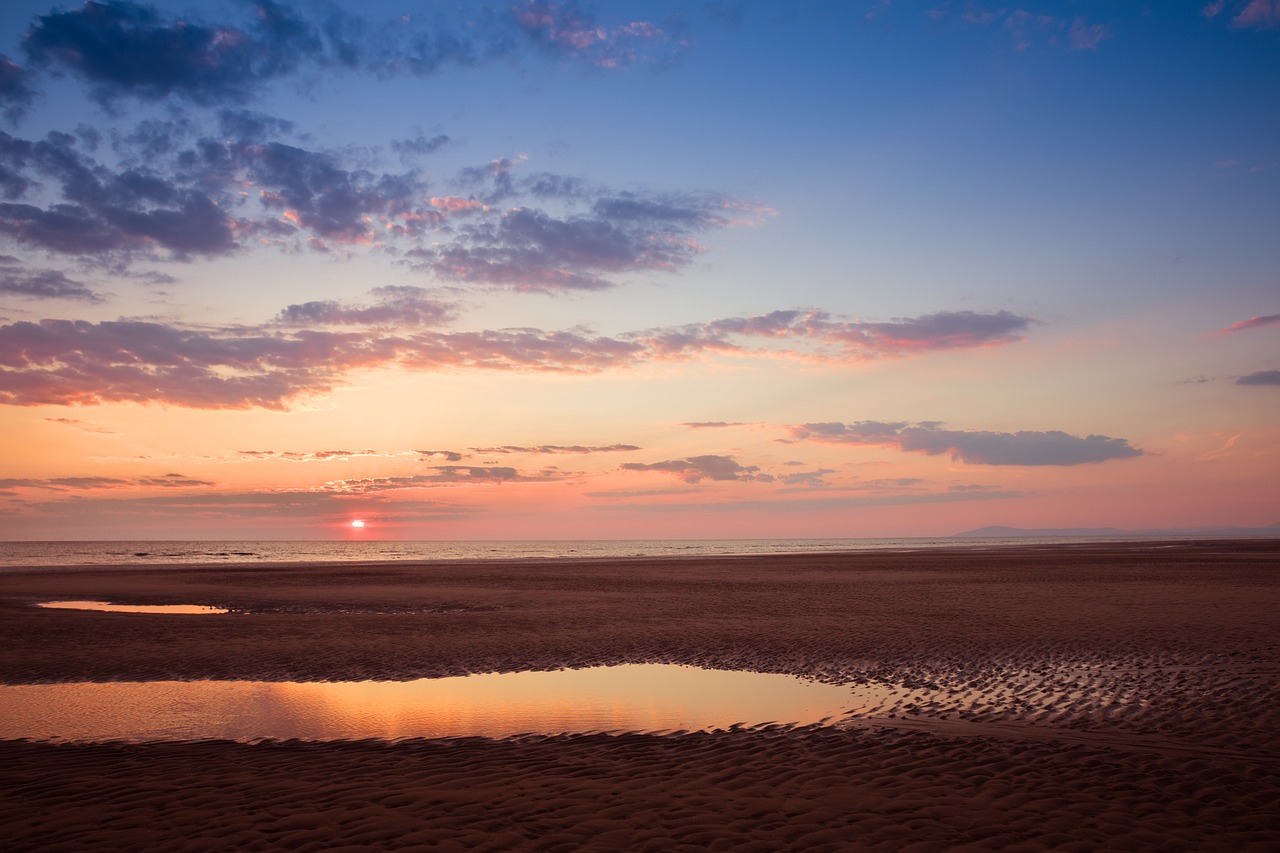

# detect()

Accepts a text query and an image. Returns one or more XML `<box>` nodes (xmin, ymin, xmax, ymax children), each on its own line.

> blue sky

<box><xmin>0</xmin><ymin>1</ymin><xmax>1276</xmax><ymax>539</ymax></box>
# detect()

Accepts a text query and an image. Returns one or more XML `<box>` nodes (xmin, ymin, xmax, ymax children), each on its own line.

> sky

<box><xmin>0</xmin><ymin>0</ymin><xmax>1276</xmax><ymax>541</ymax></box>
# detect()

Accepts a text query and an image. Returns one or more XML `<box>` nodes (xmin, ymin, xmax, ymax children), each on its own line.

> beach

<box><xmin>1</xmin><ymin>540</ymin><xmax>1277</xmax><ymax>850</ymax></box>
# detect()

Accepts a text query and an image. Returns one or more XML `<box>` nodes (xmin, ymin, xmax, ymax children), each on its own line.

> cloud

<box><xmin>620</xmin><ymin>454</ymin><xmax>775</xmax><ymax>483</ymax></box>
<box><xmin>43</xmin><ymin>416</ymin><xmax>114</xmax><ymax>434</ymax></box>
<box><xmin>1237</xmin><ymin>369</ymin><xmax>1280</xmax><ymax>386</ymax></box>
<box><xmin>22</xmin><ymin>0</ymin><xmax>325</xmax><ymax>105</ymax></box>
<box><xmin>0</xmin><ymin>129</ymin><xmax>236</xmax><ymax>257</ymax></box>
<box><xmin>274</xmin><ymin>287</ymin><xmax>457</xmax><ymax>328</ymax></box>
<box><xmin>1232</xmin><ymin>0</ymin><xmax>1280</xmax><ymax>29</ymax></box>
<box><xmin>777</xmin><ymin>468</ymin><xmax>837</xmax><ymax>487</ymax></box>
<box><xmin>0</xmin><ymin>54</ymin><xmax>39</xmax><ymax>122</ymax></box>
<box><xmin>789</xmin><ymin>421</ymin><xmax>1143</xmax><ymax>466</ymax></box>
<box><xmin>680</xmin><ymin>421</ymin><xmax>757</xmax><ymax>429</ymax></box>
<box><xmin>391</xmin><ymin>130</ymin><xmax>451</xmax><ymax>163</ymax></box>
<box><xmin>236</xmin><ymin>449</ymin><xmax>384</xmax><ymax>462</ymax></box>
<box><xmin>1068</xmin><ymin>18</ymin><xmax>1111</xmax><ymax>50</ymax></box>
<box><xmin>0</xmin><ymin>119</ymin><xmax>762</xmax><ymax>286</ymax></box>
<box><xmin>1215</xmin><ymin>313</ymin><xmax>1280</xmax><ymax>334</ymax></box>
<box><xmin>0</xmin><ymin>304</ymin><xmax>1036</xmax><ymax>409</ymax></box>
<box><xmin>639</xmin><ymin>309</ymin><xmax>1033</xmax><ymax>361</ymax></box>
<box><xmin>412</xmin><ymin>197</ymin><xmax>733</xmax><ymax>292</ymax></box>
<box><xmin>0</xmin><ymin>473</ymin><xmax>214</xmax><ymax>490</ymax></box>
<box><xmin>510</xmin><ymin>1</ymin><xmax>685</xmax><ymax>68</ymax></box>
<box><xmin>931</xmin><ymin>6</ymin><xmax>1111</xmax><ymax>52</ymax></box>
<box><xmin>470</xmin><ymin>444</ymin><xmax>641</xmax><ymax>455</ymax></box>
<box><xmin>415</xmin><ymin>449</ymin><xmax>465</xmax><ymax>462</ymax></box>
<box><xmin>320</xmin><ymin>466</ymin><xmax>571</xmax><ymax>493</ymax></box>
<box><xmin>17</xmin><ymin>1</ymin><xmax>689</xmax><ymax>113</ymax></box>
<box><xmin>0</xmin><ymin>258</ymin><xmax>104</xmax><ymax>302</ymax></box>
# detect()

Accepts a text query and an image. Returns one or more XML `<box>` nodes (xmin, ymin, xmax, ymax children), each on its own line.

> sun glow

<box><xmin>350</xmin><ymin>519</ymin><xmax>365</xmax><ymax>528</ymax></box>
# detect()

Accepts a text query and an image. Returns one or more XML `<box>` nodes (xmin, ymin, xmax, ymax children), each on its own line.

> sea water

<box><xmin>0</xmin><ymin>536</ymin><xmax>1095</xmax><ymax>569</ymax></box>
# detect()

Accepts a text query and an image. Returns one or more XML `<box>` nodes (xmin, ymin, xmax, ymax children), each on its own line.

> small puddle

<box><xmin>36</xmin><ymin>600</ymin><xmax>229</xmax><ymax>615</ymax></box>
<box><xmin>0</xmin><ymin>664</ymin><xmax>889</xmax><ymax>743</ymax></box>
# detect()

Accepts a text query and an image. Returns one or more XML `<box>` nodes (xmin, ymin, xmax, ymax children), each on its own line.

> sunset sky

<box><xmin>0</xmin><ymin>0</ymin><xmax>1276</xmax><ymax>540</ymax></box>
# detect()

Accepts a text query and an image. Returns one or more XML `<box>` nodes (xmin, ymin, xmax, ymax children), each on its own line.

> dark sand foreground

<box><xmin>1</xmin><ymin>540</ymin><xmax>1277</xmax><ymax>851</ymax></box>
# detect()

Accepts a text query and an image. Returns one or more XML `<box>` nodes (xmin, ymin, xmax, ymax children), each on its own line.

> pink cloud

<box><xmin>1233</xmin><ymin>0</ymin><xmax>1280</xmax><ymax>28</ymax></box>
<box><xmin>1214</xmin><ymin>313</ymin><xmax>1280</xmax><ymax>334</ymax></box>
<box><xmin>0</xmin><ymin>307</ymin><xmax>1035</xmax><ymax>410</ymax></box>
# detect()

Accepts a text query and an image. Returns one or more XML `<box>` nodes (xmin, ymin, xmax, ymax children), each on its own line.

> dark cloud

<box><xmin>391</xmin><ymin>130</ymin><xmax>451</xmax><ymax>162</ymax></box>
<box><xmin>17</xmin><ymin>1</ymin><xmax>687</xmax><ymax>113</ymax></box>
<box><xmin>620</xmin><ymin>454</ymin><xmax>774</xmax><ymax>483</ymax></box>
<box><xmin>636</xmin><ymin>309</ymin><xmax>1033</xmax><ymax>360</ymax></box>
<box><xmin>0</xmin><ymin>54</ymin><xmax>39</xmax><ymax>123</ymax></box>
<box><xmin>0</xmin><ymin>473</ymin><xmax>214</xmax><ymax>490</ymax></box>
<box><xmin>0</xmin><ymin>258</ymin><xmax>104</xmax><ymax>302</ymax></box>
<box><xmin>789</xmin><ymin>421</ymin><xmax>1143</xmax><ymax>466</ymax></box>
<box><xmin>22</xmin><ymin>0</ymin><xmax>323</xmax><ymax>105</ymax></box>
<box><xmin>275</xmin><ymin>287</ymin><xmax>456</xmax><ymax>328</ymax></box>
<box><xmin>415</xmin><ymin>203</ymin><xmax>703</xmax><ymax>291</ymax></box>
<box><xmin>0</xmin><ymin>129</ymin><xmax>236</xmax><ymax>257</ymax></box>
<box><xmin>1237</xmin><ymin>369</ymin><xmax>1280</xmax><ymax>386</ymax></box>
<box><xmin>411</xmin><ymin>180</ymin><xmax>768</xmax><ymax>292</ymax></box>
<box><xmin>416</xmin><ymin>449</ymin><xmax>465</xmax><ymax>462</ymax></box>
<box><xmin>471</xmin><ymin>444</ymin><xmax>641</xmax><ymax>455</ymax></box>
<box><xmin>778</xmin><ymin>468</ymin><xmax>836</xmax><ymax>487</ymax></box>
<box><xmin>217</xmin><ymin>109</ymin><xmax>295</xmax><ymax>143</ymax></box>
<box><xmin>321</xmin><ymin>466</ymin><xmax>571</xmax><ymax>493</ymax></box>
<box><xmin>0</xmin><ymin>127</ymin><xmax>433</xmax><ymax>259</ymax></box>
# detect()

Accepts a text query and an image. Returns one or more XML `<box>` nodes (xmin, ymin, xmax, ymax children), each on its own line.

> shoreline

<box><xmin>4</xmin><ymin>534</ymin><xmax>1276</xmax><ymax>573</ymax></box>
<box><xmin>2</xmin><ymin>540</ymin><xmax>1276</xmax><ymax>850</ymax></box>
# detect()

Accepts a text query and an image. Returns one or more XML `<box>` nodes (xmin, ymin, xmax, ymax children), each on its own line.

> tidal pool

<box><xmin>0</xmin><ymin>664</ymin><xmax>888</xmax><ymax>742</ymax></box>
<box><xmin>37</xmin><ymin>600</ymin><xmax>229</xmax><ymax>615</ymax></box>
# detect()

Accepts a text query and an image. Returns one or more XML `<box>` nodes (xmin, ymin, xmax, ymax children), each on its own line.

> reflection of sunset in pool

<box><xmin>0</xmin><ymin>665</ymin><xmax>885</xmax><ymax>742</ymax></box>
<box><xmin>37</xmin><ymin>600</ymin><xmax>229</xmax><ymax>615</ymax></box>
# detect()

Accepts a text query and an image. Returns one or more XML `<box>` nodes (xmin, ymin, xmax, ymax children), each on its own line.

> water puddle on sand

<box><xmin>0</xmin><ymin>665</ymin><xmax>891</xmax><ymax>743</ymax></box>
<box><xmin>36</xmin><ymin>600</ymin><xmax>229</xmax><ymax>615</ymax></box>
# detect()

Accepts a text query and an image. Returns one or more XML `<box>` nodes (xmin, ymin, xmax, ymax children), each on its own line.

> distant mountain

<box><xmin>953</xmin><ymin>523</ymin><xmax>1280</xmax><ymax>539</ymax></box>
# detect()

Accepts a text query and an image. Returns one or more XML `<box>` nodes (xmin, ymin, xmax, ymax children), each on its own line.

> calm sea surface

<box><xmin>0</xmin><ymin>536</ymin><xmax>1169</xmax><ymax>569</ymax></box>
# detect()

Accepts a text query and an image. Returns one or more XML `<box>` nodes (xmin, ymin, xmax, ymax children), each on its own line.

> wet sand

<box><xmin>1</xmin><ymin>540</ymin><xmax>1277</xmax><ymax>851</ymax></box>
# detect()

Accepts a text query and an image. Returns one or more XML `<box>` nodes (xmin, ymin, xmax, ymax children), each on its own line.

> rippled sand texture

<box><xmin>1</xmin><ymin>540</ymin><xmax>1277</xmax><ymax>851</ymax></box>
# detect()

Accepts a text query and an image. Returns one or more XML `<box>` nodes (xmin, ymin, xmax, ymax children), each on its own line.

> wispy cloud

<box><xmin>1231</xmin><ymin>0</ymin><xmax>1280</xmax><ymax>29</ymax></box>
<box><xmin>0</xmin><ymin>473</ymin><xmax>214</xmax><ymax>490</ymax></box>
<box><xmin>470</xmin><ymin>444</ymin><xmax>641</xmax><ymax>455</ymax></box>
<box><xmin>789</xmin><ymin>421</ymin><xmax>1143</xmax><ymax>466</ymax></box>
<box><xmin>0</xmin><ymin>305</ymin><xmax>1034</xmax><ymax>410</ymax></box>
<box><xmin>43</xmin><ymin>416</ymin><xmax>114</xmax><ymax>434</ymax></box>
<box><xmin>1214</xmin><ymin>313</ymin><xmax>1280</xmax><ymax>334</ymax></box>
<box><xmin>236</xmin><ymin>449</ymin><xmax>385</xmax><ymax>462</ymax></box>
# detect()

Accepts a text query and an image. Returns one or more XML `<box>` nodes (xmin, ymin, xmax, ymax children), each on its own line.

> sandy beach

<box><xmin>1</xmin><ymin>540</ymin><xmax>1277</xmax><ymax>851</ymax></box>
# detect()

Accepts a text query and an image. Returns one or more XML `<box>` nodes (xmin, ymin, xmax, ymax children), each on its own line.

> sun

<box><xmin>350</xmin><ymin>519</ymin><xmax>365</xmax><ymax>529</ymax></box>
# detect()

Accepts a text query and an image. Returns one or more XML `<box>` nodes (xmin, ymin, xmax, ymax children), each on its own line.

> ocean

<box><xmin>0</xmin><ymin>535</ymin><xmax>1164</xmax><ymax>569</ymax></box>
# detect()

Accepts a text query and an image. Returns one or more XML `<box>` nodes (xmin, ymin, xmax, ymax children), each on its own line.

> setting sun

<box><xmin>350</xmin><ymin>520</ymin><xmax>365</xmax><ymax>529</ymax></box>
